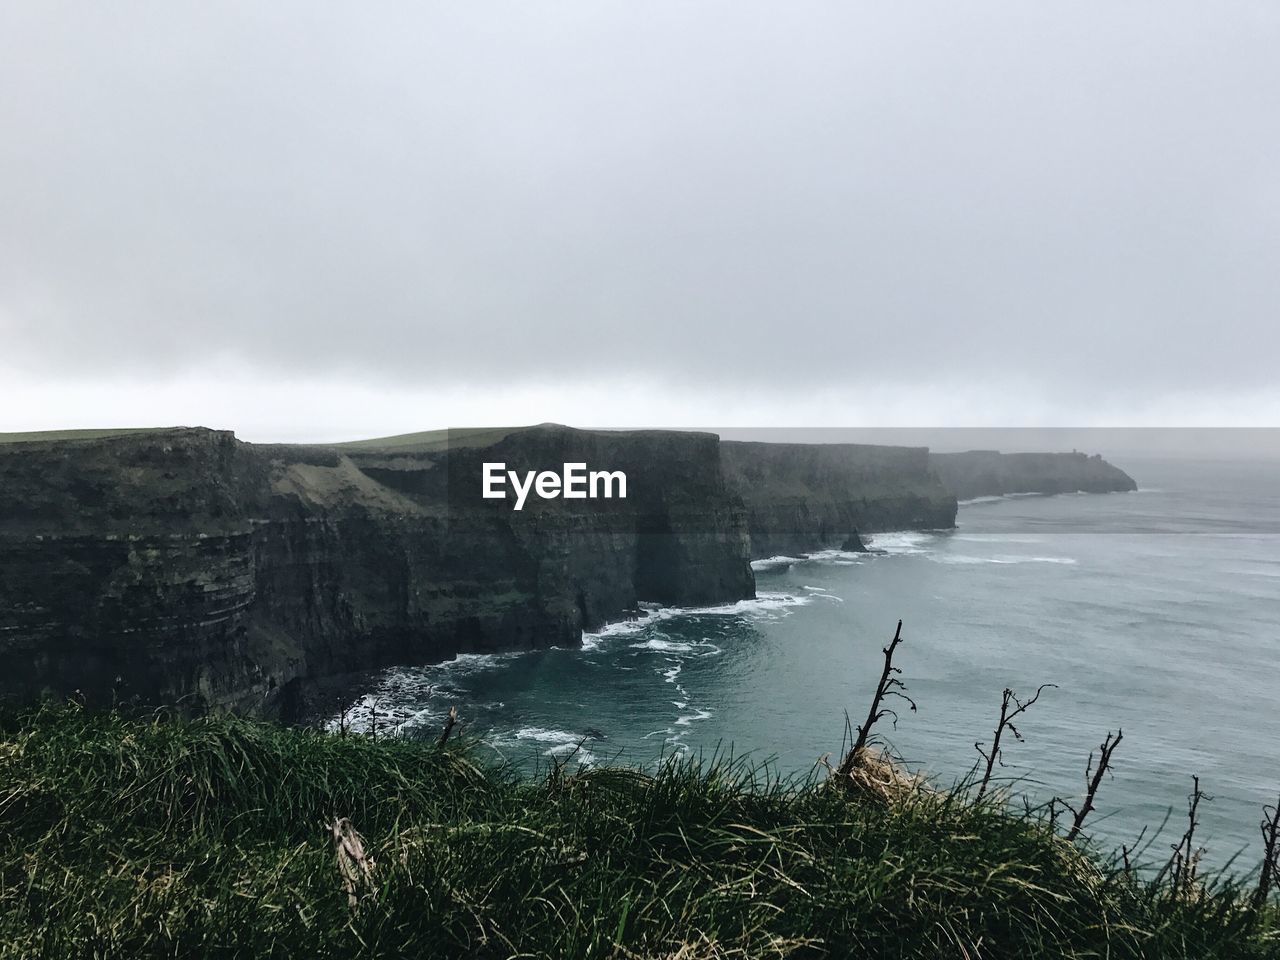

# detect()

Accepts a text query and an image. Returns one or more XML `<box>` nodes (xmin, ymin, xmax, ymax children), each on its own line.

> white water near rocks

<box><xmin>328</xmin><ymin>458</ymin><xmax>1280</xmax><ymax>869</ymax></box>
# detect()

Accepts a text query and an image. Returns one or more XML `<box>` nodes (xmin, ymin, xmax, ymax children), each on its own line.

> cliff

<box><xmin>0</xmin><ymin>425</ymin><xmax>753</xmax><ymax>716</ymax></box>
<box><xmin>929</xmin><ymin>450</ymin><xmax>1138</xmax><ymax>501</ymax></box>
<box><xmin>1</xmin><ymin>427</ymin><xmax>1132</xmax><ymax>716</ymax></box>
<box><xmin>720</xmin><ymin>441</ymin><xmax>958</xmax><ymax>559</ymax></box>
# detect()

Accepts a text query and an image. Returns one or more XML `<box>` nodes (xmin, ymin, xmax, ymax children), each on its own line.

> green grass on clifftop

<box><xmin>0</xmin><ymin>704</ymin><xmax>1275</xmax><ymax>959</ymax></box>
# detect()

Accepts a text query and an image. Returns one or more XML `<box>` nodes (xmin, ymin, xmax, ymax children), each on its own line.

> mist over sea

<box><xmin>329</xmin><ymin>457</ymin><xmax>1280</xmax><ymax>867</ymax></box>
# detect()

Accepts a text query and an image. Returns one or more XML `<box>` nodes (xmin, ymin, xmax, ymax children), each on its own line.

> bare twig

<box><xmin>1119</xmin><ymin>825</ymin><xmax>1147</xmax><ymax>882</ymax></box>
<box><xmin>438</xmin><ymin>705</ymin><xmax>458</xmax><ymax>747</ymax></box>
<box><xmin>1255</xmin><ymin>794</ymin><xmax>1280</xmax><ymax>910</ymax></box>
<box><xmin>1063</xmin><ymin>729</ymin><xmax>1123</xmax><ymax>841</ymax></box>
<box><xmin>337</xmin><ymin>699</ymin><xmax>349</xmax><ymax>738</ymax></box>
<box><xmin>330</xmin><ymin>817</ymin><xmax>376</xmax><ymax>910</ymax></box>
<box><xmin>837</xmin><ymin>620</ymin><xmax>915</xmax><ymax>779</ymax></box>
<box><xmin>974</xmin><ymin>683</ymin><xmax>1056</xmax><ymax>799</ymax></box>
<box><xmin>1164</xmin><ymin>775</ymin><xmax>1211</xmax><ymax>901</ymax></box>
<box><xmin>548</xmin><ymin>737</ymin><xmax>589</xmax><ymax>790</ymax></box>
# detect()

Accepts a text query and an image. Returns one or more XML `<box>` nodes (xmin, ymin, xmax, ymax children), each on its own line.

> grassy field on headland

<box><xmin>0</xmin><ymin>702</ymin><xmax>1276</xmax><ymax>959</ymax></box>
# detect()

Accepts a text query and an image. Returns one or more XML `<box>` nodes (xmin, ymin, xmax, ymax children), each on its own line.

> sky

<box><xmin>2</xmin><ymin>2</ymin><xmax>1278</xmax><ymax>442</ymax></box>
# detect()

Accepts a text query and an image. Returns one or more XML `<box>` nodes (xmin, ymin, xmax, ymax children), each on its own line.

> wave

<box><xmin>675</xmin><ymin>706</ymin><xmax>713</xmax><ymax>727</ymax></box>
<box><xmin>953</xmin><ymin>534</ymin><xmax>1044</xmax><ymax>544</ymax></box>
<box><xmin>583</xmin><ymin>591</ymin><xmax>811</xmax><ymax>649</ymax></box>
<box><xmin>544</xmin><ymin>742</ymin><xmax>599</xmax><ymax>765</ymax></box>
<box><xmin>500</xmin><ymin>728</ymin><xmax>600</xmax><ymax>766</ymax></box>
<box><xmin>865</xmin><ymin>531</ymin><xmax>936</xmax><ymax>555</ymax></box>
<box><xmin>802</xmin><ymin>548</ymin><xmax>867</xmax><ymax>565</ymax></box>
<box><xmin>325</xmin><ymin>650</ymin><xmax>531</xmax><ymax>735</ymax></box>
<box><xmin>442</xmin><ymin>650</ymin><xmax>530</xmax><ymax>673</ymax></box>
<box><xmin>754</xmin><ymin>550</ymin><xmax>868</xmax><ymax>569</ymax></box>
<box><xmin>514</xmin><ymin>726</ymin><xmax>584</xmax><ymax>744</ymax></box>
<box><xmin>750</xmin><ymin>555</ymin><xmax>805</xmax><ymax>572</ymax></box>
<box><xmin>932</xmin><ymin>554</ymin><xmax>1077</xmax><ymax>566</ymax></box>
<box><xmin>630</xmin><ymin>637</ymin><xmax>722</xmax><ymax>655</ymax></box>
<box><xmin>959</xmin><ymin>492</ymin><xmax>1072</xmax><ymax>505</ymax></box>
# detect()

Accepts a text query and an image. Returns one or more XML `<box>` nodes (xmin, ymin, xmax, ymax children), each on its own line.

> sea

<box><xmin>328</xmin><ymin>457</ymin><xmax>1280</xmax><ymax>872</ymax></box>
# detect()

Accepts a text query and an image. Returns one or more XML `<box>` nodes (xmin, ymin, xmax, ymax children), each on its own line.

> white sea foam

<box><xmin>865</xmin><ymin>531</ymin><xmax>935</xmax><ymax>555</ymax></box>
<box><xmin>953</xmin><ymin>534</ymin><xmax>1044</xmax><ymax>544</ymax></box>
<box><xmin>932</xmin><ymin>554</ymin><xmax>1078</xmax><ymax>566</ymax></box>
<box><xmin>699</xmin><ymin>591</ymin><xmax>811</xmax><ymax>616</ymax></box>
<box><xmin>630</xmin><ymin>638</ymin><xmax>722</xmax><ymax>655</ymax></box>
<box><xmin>545</xmin><ymin>743</ymin><xmax>598</xmax><ymax>765</ymax></box>
<box><xmin>799</xmin><ymin>586</ymin><xmax>845</xmax><ymax>601</ymax></box>
<box><xmin>325</xmin><ymin>648</ymin><xmax>533</xmax><ymax>735</ymax></box>
<box><xmin>445</xmin><ymin>651</ymin><xmax>529</xmax><ymax>673</ymax></box>
<box><xmin>802</xmin><ymin>548</ymin><xmax>868</xmax><ymax>564</ymax></box>
<box><xmin>514</xmin><ymin>726</ymin><xmax>582</xmax><ymax>744</ymax></box>
<box><xmin>582</xmin><ymin>616</ymin><xmax>652</xmax><ymax>645</ymax></box>
<box><xmin>585</xmin><ymin>591</ymin><xmax>811</xmax><ymax>650</ymax></box>
<box><xmin>675</xmin><ymin>706</ymin><xmax>713</xmax><ymax>726</ymax></box>
<box><xmin>751</xmin><ymin>555</ymin><xmax>805</xmax><ymax>572</ymax></box>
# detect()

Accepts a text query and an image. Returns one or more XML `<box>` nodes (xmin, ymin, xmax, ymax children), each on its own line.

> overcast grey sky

<box><xmin>2</xmin><ymin>2</ymin><xmax>1277</xmax><ymax>440</ymax></box>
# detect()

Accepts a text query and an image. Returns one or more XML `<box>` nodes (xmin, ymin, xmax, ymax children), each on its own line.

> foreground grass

<box><xmin>0</xmin><ymin>704</ymin><xmax>1275</xmax><ymax>959</ymax></box>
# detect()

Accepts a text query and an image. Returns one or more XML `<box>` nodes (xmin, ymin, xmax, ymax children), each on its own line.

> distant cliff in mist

<box><xmin>929</xmin><ymin>450</ymin><xmax>1138</xmax><ymax>501</ymax></box>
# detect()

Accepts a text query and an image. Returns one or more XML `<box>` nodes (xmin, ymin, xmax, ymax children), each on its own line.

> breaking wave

<box><xmin>932</xmin><ymin>554</ymin><xmax>1078</xmax><ymax>566</ymax></box>
<box><xmin>865</xmin><ymin>531</ymin><xmax>936</xmax><ymax>555</ymax></box>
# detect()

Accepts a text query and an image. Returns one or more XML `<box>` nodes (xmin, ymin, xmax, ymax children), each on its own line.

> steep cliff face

<box><xmin>720</xmin><ymin>441</ymin><xmax>958</xmax><ymax>559</ymax></box>
<box><xmin>929</xmin><ymin>450</ymin><xmax>1138</xmax><ymax>501</ymax></box>
<box><xmin>1</xmin><ymin>426</ymin><xmax>1134</xmax><ymax>716</ymax></box>
<box><xmin>0</xmin><ymin>426</ymin><xmax>753</xmax><ymax>716</ymax></box>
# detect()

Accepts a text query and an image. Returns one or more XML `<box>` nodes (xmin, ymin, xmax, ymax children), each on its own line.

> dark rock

<box><xmin>840</xmin><ymin>531</ymin><xmax>868</xmax><ymax>552</ymax></box>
